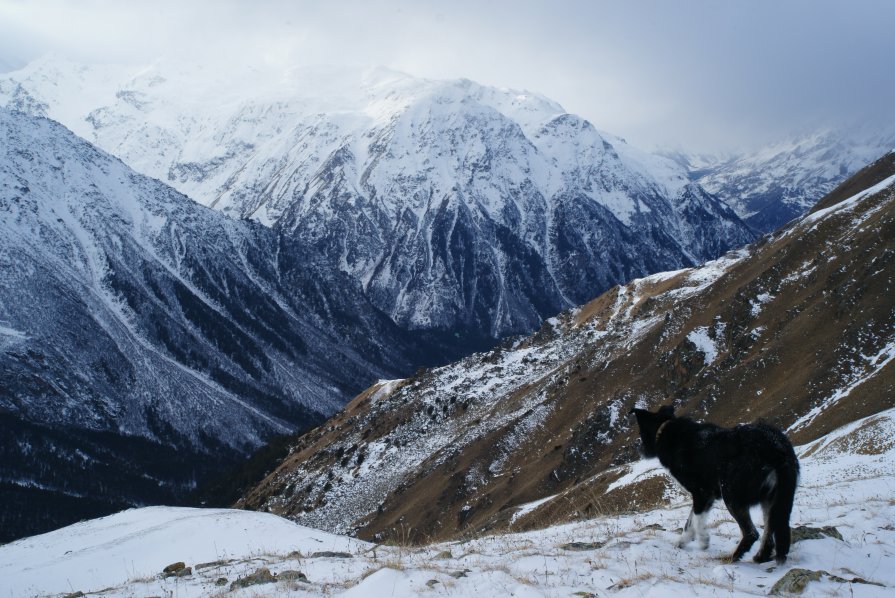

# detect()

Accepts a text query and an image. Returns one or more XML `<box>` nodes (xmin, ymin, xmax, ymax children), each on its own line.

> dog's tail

<box><xmin>769</xmin><ymin>444</ymin><xmax>800</xmax><ymax>563</ymax></box>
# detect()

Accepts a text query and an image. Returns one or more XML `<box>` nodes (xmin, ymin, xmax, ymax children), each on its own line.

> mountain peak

<box><xmin>2</xmin><ymin>56</ymin><xmax>753</xmax><ymax>339</ymax></box>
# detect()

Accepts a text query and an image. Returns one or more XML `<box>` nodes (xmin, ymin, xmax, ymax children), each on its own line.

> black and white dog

<box><xmin>630</xmin><ymin>405</ymin><xmax>799</xmax><ymax>563</ymax></box>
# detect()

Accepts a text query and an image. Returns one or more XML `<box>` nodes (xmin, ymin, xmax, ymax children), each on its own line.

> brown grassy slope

<box><xmin>239</xmin><ymin>155</ymin><xmax>895</xmax><ymax>544</ymax></box>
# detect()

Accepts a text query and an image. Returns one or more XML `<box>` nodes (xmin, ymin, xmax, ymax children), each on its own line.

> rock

<box><xmin>310</xmin><ymin>551</ymin><xmax>353</xmax><ymax>559</ymax></box>
<box><xmin>434</xmin><ymin>550</ymin><xmax>453</xmax><ymax>559</ymax></box>
<box><xmin>230</xmin><ymin>567</ymin><xmax>277</xmax><ymax>590</ymax></box>
<box><xmin>277</xmin><ymin>570</ymin><xmax>309</xmax><ymax>582</ymax></box>
<box><xmin>229</xmin><ymin>567</ymin><xmax>308</xmax><ymax>590</ymax></box>
<box><xmin>162</xmin><ymin>562</ymin><xmax>190</xmax><ymax>577</ymax></box>
<box><xmin>426</xmin><ymin>579</ymin><xmax>440</xmax><ymax>587</ymax></box>
<box><xmin>162</xmin><ymin>561</ymin><xmax>186</xmax><ymax>575</ymax></box>
<box><xmin>62</xmin><ymin>592</ymin><xmax>84</xmax><ymax>598</ymax></box>
<box><xmin>771</xmin><ymin>569</ymin><xmax>825</xmax><ymax>595</ymax></box>
<box><xmin>791</xmin><ymin>525</ymin><xmax>843</xmax><ymax>542</ymax></box>
<box><xmin>448</xmin><ymin>569</ymin><xmax>471</xmax><ymax>578</ymax></box>
<box><xmin>560</xmin><ymin>541</ymin><xmax>606</xmax><ymax>551</ymax></box>
<box><xmin>214</xmin><ymin>577</ymin><xmax>228</xmax><ymax>586</ymax></box>
<box><xmin>770</xmin><ymin>568</ymin><xmax>881</xmax><ymax>594</ymax></box>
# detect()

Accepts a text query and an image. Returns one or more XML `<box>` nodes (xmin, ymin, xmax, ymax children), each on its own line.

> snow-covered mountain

<box><xmin>0</xmin><ymin>108</ymin><xmax>441</xmax><ymax>542</ymax></box>
<box><xmin>665</xmin><ymin>127</ymin><xmax>895</xmax><ymax>232</ymax></box>
<box><xmin>1</xmin><ymin>56</ymin><xmax>755</xmax><ymax>338</ymax></box>
<box><xmin>240</xmin><ymin>153</ymin><xmax>895</xmax><ymax>543</ymax></box>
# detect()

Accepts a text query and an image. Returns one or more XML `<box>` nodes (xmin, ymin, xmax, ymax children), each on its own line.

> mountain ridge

<box><xmin>1</xmin><ymin>57</ymin><xmax>755</xmax><ymax>338</ymax></box>
<box><xmin>664</xmin><ymin>128</ymin><xmax>895</xmax><ymax>232</ymax></box>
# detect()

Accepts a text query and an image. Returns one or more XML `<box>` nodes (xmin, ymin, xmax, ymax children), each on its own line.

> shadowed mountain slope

<box><xmin>0</xmin><ymin>109</ymin><xmax>445</xmax><ymax>542</ymax></box>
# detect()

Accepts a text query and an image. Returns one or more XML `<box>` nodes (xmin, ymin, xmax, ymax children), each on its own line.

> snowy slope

<box><xmin>669</xmin><ymin>128</ymin><xmax>895</xmax><ymax>232</ymax></box>
<box><xmin>0</xmin><ymin>108</ymin><xmax>439</xmax><ymax>541</ymax></box>
<box><xmin>2</xmin><ymin>408</ymin><xmax>893</xmax><ymax>597</ymax></box>
<box><xmin>1</xmin><ymin>56</ymin><xmax>754</xmax><ymax>338</ymax></box>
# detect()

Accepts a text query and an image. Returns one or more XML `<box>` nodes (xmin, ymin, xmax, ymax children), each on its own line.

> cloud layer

<box><xmin>2</xmin><ymin>0</ymin><xmax>893</xmax><ymax>152</ymax></box>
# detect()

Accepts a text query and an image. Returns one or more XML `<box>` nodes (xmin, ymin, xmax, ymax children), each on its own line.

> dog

<box><xmin>630</xmin><ymin>405</ymin><xmax>799</xmax><ymax>563</ymax></box>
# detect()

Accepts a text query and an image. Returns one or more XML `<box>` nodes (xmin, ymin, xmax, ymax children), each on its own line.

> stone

<box><xmin>230</xmin><ymin>567</ymin><xmax>277</xmax><ymax>590</ymax></box>
<box><xmin>434</xmin><ymin>550</ymin><xmax>453</xmax><ymax>559</ymax></box>
<box><xmin>791</xmin><ymin>525</ymin><xmax>843</xmax><ymax>542</ymax></box>
<box><xmin>769</xmin><ymin>568</ymin><xmax>882</xmax><ymax>595</ymax></box>
<box><xmin>214</xmin><ymin>577</ymin><xmax>228</xmax><ymax>586</ymax></box>
<box><xmin>770</xmin><ymin>569</ymin><xmax>825</xmax><ymax>595</ymax></box>
<box><xmin>162</xmin><ymin>561</ymin><xmax>186</xmax><ymax>576</ymax></box>
<box><xmin>277</xmin><ymin>570</ymin><xmax>309</xmax><ymax>582</ymax></box>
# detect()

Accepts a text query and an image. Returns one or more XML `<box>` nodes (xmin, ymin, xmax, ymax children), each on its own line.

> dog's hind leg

<box><xmin>676</xmin><ymin>508</ymin><xmax>696</xmax><ymax>548</ymax></box>
<box><xmin>725</xmin><ymin>502</ymin><xmax>759</xmax><ymax>562</ymax></box>
<box><xmin>753</xmin><ymin>500</ymin><xmax>775</xmax><ymax>563</ymax></box>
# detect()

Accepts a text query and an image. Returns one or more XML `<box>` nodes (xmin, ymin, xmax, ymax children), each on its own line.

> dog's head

<box><xmin>629</xmin><ymin>404</ymin><xmax>675</xmax><ymax>458</ymax></box>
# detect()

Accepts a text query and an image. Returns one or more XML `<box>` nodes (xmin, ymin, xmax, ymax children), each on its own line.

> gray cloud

<box><xmin>2</xmin><ymin>0</ymin><xmax>893</xmax><ymax>152</ymax></box>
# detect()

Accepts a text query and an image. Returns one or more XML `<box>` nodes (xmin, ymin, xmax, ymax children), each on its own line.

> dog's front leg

<box><xmin>690</xmin><ymin>494</ymin><xmax>713</xmax><ymax>550</ymax></box>
<box><xmin>676</xmin><ymin>508</ymin><xmax>696</xmax><ymax>548</ymax></box>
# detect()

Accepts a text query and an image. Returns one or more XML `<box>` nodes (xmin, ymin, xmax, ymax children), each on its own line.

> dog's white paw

<box><xmin>698</xmin><ymin>536</ymin><xmax>710</xmax><ymax>550</ymax></box>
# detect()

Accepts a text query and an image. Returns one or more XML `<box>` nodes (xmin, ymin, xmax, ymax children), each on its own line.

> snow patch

<box><xmin>686</xmin><ymin>326</ymin><xmax>718</xmax><ymax>364</ymax></box>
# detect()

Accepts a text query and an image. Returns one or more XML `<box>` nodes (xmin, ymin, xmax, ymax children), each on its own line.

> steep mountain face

<box><xmin>666</xmin><ymin>129</ymin><xmax>895</xmax><ymax>233</ymax></box>
<box><xmin>239</xmin><ymin>153</ymin><xmax>895</xmax><ymax>543</ymax></box>
<box><xmin>1</xmin><ymin>57</ymin><xmax>754</xmax><ymax>338</ymax></box>
<box><xmin>0</xmin><ymin>109</ymin><xmax>437</xmax><ymax>542</ymax></box>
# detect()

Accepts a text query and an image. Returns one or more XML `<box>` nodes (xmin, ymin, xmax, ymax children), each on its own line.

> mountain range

<box><xmin>239</xmin><ymin>153</ymin><xmax>895</xmax><ymax>543</ymax></box>
<box><xmin>3</xmin><ymin>56</ymin><xmax>889</xmax><ymax>545</ymax></box>
<box><xmin>1</xmin><ymin>57</ymin><xmax>754</xmax><ymax>339</ymax></box>
<box><xmin>664</xmin><ymin>127</ymin><xmax>895</xmax><ymax>232</ymax></box>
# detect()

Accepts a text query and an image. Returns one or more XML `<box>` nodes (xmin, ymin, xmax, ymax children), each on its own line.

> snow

<box><xmin>0</xmin><ymin>324</ymin><xmax>28</xmax><ymax>350</ymax></box>
<box><xmin>510</xmin><ymin>493</ymin><xmax>560</xmax><ymax>523</ymax></box>
<box><xmin>802</xmin><ymin>173</ymin><xmax>895</xmax><ymax>229</ymax></box>
<box><xmin>686</xmin><ymin>326</ymin><xmax>719</xmax><ymax>365</ymax></box>
<box><xmin>605</xmin><ymin>457</ymin><xmax>669</xmax><ymax>494</ymax></box>
<box><xmin>3</xmin><ymin>410</ymin><xmax>894</xmax><ymax>597</ymax></box>
<box><xmin>749</xmin><ymin>292</ymin><xmax>773</xmax><ymax>317</ymax></box>
<box><xmin>694</xmin><ymin>126</ymin><xmax>895</xmax><ymax>230</ymax></box>
<box><xmin>0</xmin><ymin>507</ymin><xmax>366</xmax><ymax>597</ymax></box>
<box><xmin>787</xmin><ymin>340</ymin><xmax>895</xmax><ymax>434</ymax></box>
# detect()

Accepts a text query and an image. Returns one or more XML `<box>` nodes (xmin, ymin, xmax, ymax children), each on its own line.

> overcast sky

<box><xmin>1</xmin><ymin>0</ymin><xmax>893</xmax><ymax>153</ymax></box>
